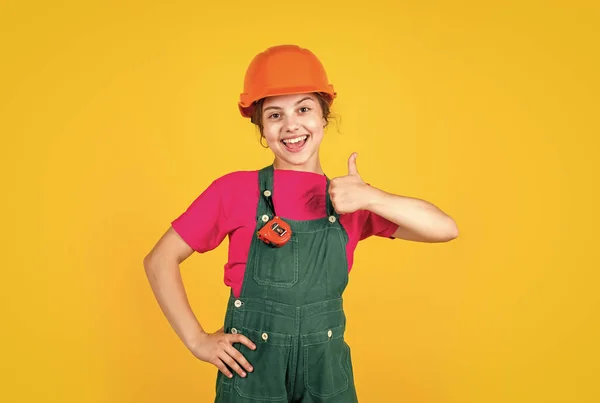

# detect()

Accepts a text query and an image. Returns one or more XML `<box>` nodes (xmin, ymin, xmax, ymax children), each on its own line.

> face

<box><xmin>261</xmin><ymin>93</ymin><xmax>326</xmax><ymax>172</ymax></box>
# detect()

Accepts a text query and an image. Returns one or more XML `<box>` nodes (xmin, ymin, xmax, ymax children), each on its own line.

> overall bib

<box><xmin>215</xmin><ymin>165</ymin><xmax>359</xmax><ymax>403</ymax></box>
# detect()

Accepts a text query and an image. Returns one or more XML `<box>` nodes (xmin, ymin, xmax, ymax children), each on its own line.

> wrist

<box><xmin>184</xmin><ymin>329</ymin><xmax>209</xmax><ymax>350</ymax></box>
<box><xmin>363</xmin><ymin>185</ymin><xmax>386</xmax><ymax>211</ymax></box>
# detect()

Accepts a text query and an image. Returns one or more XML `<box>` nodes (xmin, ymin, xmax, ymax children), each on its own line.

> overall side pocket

<box><xmin>233</xmin><ymin>327</ymin><xmax>292</xmax><ymax>401</ymax></box>
<box><xmin>303</xmin><ymin>324</ymin><xmax>349</xmax><ymax>398</ymax></box>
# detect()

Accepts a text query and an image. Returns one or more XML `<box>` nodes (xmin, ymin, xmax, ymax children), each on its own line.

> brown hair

<box><xmin>250</xmin><ymin>92</ymin><xmax>334</xmax><ymax>147</ymax></box>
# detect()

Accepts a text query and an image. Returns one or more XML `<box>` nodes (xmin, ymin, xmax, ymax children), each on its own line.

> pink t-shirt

<box><xmin>171</xmin><ymin>169</ymin><xmax>398</xmax><ymax>297</ymax></box>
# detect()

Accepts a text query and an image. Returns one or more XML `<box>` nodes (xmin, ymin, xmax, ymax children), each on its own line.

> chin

<box><xmin>273</xmin><ymin>147</ymin><xmax>319</xmax><ymax>169</ymax></box>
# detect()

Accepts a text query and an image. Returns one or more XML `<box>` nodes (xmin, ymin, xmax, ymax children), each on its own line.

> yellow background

<box><xmin>2</xmin><ymin>1</ymin><xmax>599</xmax><ymax>402</ymax></box>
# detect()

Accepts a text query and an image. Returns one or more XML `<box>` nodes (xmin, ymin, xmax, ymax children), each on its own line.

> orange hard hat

<box><xmin>238</xmin><ymin>45</ymin><xmax>337</xmax><ymax>118</ymax></box>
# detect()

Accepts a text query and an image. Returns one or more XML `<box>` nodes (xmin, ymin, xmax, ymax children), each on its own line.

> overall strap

<box><xmin>257</xmin><ymin>165</ymin><xmax>275</xmax><ymax>220</ymax></box>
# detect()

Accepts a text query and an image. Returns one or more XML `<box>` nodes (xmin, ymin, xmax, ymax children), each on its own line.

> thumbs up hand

<box><xmin>329</xmin><ymin>153</ymin><xmax>375</xmax><ymax>214</ymax></box>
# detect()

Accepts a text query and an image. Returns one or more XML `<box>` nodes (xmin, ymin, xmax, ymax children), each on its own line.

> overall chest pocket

<box><xmin>253</xmin><ymin>236</ymin><xmax>299</xmax><ymax>287</ymax></box>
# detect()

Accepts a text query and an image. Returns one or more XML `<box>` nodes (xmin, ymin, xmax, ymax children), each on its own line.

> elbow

<box><xmin>143</xmin><ymin>252</ymin><xmax>168</xmax><ymax>283</ymax></box>
<box><xmin>440</xmin><ymin>217</ymin><xmax>459</xmax><ymax>242</ymax></box>
<box><xmin>143</xmin><ymin>252</ymin><xmax>157</xmax><ymax>272</ymax></box>
<box><xmin>143</xmin><ymin>249</ymin><xmax>184</xmax><ymax>274</ymax></box>
<box><xmin>426</xmin><ymin>217</ymin><xmax>459</xmax><ymax>243</ymax></box>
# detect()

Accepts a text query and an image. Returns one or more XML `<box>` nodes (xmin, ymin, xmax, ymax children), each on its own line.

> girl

<box><xmin>143</xmin><ymin>44</ymin><xmax>458</xmax><ymax>402</ymax></box>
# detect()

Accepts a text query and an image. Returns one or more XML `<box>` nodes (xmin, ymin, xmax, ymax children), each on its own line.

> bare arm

<box><xmin>329</xmin><ymin>153</ymin><xmax>459</xmax><ymax>243</ymax></box>
<box><xmin>143</xmin><ymin>227</ymin><xmax>255</xmax><ymax>378</ymax></box>
<box><xmin>366</xmin><ymin>187</ymin><xmax>459</xmax><ymax>243</ymax></box>
<box><xmin>143</xmin><ymin>227</ymin><xmax>204</xmax><ymax>348</ymax></box>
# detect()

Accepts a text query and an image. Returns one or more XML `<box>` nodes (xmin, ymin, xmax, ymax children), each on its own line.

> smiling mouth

<box><xmin>281</xmin><ymin>135</ymin><xmax>309</xmax><ymax>151</ymax></box>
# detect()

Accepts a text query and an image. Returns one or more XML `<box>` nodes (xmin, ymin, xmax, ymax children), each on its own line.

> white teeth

<box><xmin>282</xmin><ymin>135</ymin><xmax>307</xmax><ymax>144</ymax></box>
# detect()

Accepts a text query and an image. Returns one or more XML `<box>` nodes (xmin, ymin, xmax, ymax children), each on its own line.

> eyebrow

<box><xmin>263</xmin><ymin>96</ymin><xmax>314</xmax><ymax>112</ymax></box>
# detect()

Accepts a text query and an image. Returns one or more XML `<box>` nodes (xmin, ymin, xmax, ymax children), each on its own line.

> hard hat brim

<box><xmin>238</xmin><ymin>84</ymin><xmax>337</xmax><ymax>118</ymax></box>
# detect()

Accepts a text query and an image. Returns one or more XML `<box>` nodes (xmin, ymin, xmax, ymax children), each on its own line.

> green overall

<box><xmin>215</xmin><ymin>165</ymin><xmax>359</xmax><ymax>403</ymax></box>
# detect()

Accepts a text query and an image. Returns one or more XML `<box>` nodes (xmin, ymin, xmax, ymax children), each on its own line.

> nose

<box><xmin>284</xmin><ymin>115</ymin><xmax>300</xmax><ymax>132</ymax></box>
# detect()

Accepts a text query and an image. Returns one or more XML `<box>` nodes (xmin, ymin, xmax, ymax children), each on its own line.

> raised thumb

<box><xmin>347</xmin><ymin>152</ymin><xmax>359</xmax><ymax>175</ymax></box>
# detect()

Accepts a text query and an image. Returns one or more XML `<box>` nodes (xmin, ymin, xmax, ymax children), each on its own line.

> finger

<box><xmin>347</xmin><ymin>152</ymin><xmax>359</xmax><ymax>176</ymax></box>
<box><xmin>219</xmin><ymin>350</ymin><xmax>247</xmax><ymax>377</ymax></box>
<box><xmin>230</xmin><ymin>334</ymin><xmax>257</xmax><ymax>351</ymax></box>
<box><xmin>328</xmin><ymin>177</ymin><xmax>338</xmax><ymax>190</ymax></box>
<box><xmin>212</xmin><ymin>357</ymin><xmax>233</xmax><ymax>378</ymax></box>
<box><xmin>225</xmin><ymin>344</ymin><xmax>254</xmax><ymax>373</ymax></box>
<box><xmin>331</xmin><ymin>200</ymin><xmax>340</xmax><ymax>214</ymax></box>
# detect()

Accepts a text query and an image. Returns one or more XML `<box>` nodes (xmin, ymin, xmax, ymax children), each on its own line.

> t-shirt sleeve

<box><xmin>171</xmin><ymin>179</ymin><xmax>229</xmax><ymax>253</ymax></box>
<box><xmin>359</xmin><ymin>210</ymin><xmax>399</xmax><ymax>240</ymax></box>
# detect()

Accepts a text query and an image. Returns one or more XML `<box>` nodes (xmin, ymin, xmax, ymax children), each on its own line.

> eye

<box><xmin>299</xmin><ymin>106</ymin><xmax>311</xmax><ymax>113</ymax></box>
<box><xmin>268</xmin><ymin>112</ymin><xmax>281</xmax><ymax>119</ymax></box>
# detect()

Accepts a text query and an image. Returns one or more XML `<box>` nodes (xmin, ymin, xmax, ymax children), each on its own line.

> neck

<box><xmin>273</xmin><ymin>154</ymin><xmax>324</xmax><ymax>174</ymax></box>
